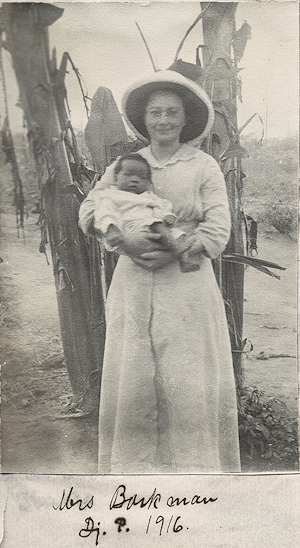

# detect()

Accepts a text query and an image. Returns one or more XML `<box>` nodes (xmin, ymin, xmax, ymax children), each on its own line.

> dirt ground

<box><xmin>0</xmin><ymin>211</ymin><xmax>98</xmax><ymax>474</ymax></box>
<box><xmin>0</xmin><ymin>206</ymin><xmax>298</xmax><ymax>474</ymax></box>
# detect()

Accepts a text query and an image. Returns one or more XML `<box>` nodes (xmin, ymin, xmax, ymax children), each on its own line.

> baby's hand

<box><xmin>163</xmin><ymin>214</ymin><xmax>176</xmax><ymax>227</ymax></box>
<box><xmin>93</xmin><ymin>227</ymin><xmax>103</xmax><ymax>239</ymax></box>
<box><xmin>105</xmin><ymin>224</ymin><xmax>124</xmax><ymax>247</ymax></box>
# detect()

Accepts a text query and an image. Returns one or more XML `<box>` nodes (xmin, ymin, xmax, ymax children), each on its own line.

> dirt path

<box><xmin>0</xmin><ymin>208</ymin><xmax>298</xmax><ymax>474</ymax></box>
<box><xmin>243</xmin><ymin>229</ymin><xmax>298</xmax><ymax>415</ymax></box>
<box><xmin>0</xmin><ymin>212</ymin><xmax>98</xmax><ymax>473</ymax></box>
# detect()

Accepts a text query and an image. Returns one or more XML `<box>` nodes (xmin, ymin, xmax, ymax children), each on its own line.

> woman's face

<box><xmin>144</xmin><ymin>91</ymin><xmax>186</xmax><ymax>145</ymax></box>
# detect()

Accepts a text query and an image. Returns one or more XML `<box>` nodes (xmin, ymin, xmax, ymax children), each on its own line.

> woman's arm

<box><xmin>94</xmin><ymin>195</ymin><xmax>122</xmax><ymax>234</ymax></box>
<box><xmin>78</xmin><ymin>162</ymin><xmax>117</xmax><ymax>235</ymax></box>
<box><xmin>189</xmin><ymin>157</ymin><xmax>231</xmax><ymax>259</ymax></box>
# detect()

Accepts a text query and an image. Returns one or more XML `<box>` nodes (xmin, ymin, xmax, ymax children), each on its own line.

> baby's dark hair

<box><xmin>114</xmin><ymin>153</ymin><xmax>152</xmax><ymax>180</ymax></box>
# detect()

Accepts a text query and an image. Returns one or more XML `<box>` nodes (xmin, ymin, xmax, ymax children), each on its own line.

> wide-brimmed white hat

<box><xmin>122</xmin><ymin>70</ymin><xmax>214</xmax><ymax>144</ymax></box>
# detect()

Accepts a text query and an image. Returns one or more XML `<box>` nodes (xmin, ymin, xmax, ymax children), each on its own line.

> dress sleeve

<box><xmin>78</xmin><ymin>161</ymin><xmax>117</xmax><ymax>234</ymax></box>
<box><xmin>152</xmin><ymin>195</ymin><xmax>176</xmax><ymax>223</ymax></box>
<box><xmin>94</xmin><ymin>194</ymin><xmax>122</xmax><ymax>235</ymax></box>
<box><xmin>193</xmin><ymin>156</ymin><xmax>231</xmax><ymax>259</ymax></box>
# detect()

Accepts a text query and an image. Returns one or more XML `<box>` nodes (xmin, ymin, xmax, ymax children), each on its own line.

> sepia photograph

<box><xmin>0</xmin><ymin>1</ymin><xmax>298</xmax><ymax>477</ymax></box>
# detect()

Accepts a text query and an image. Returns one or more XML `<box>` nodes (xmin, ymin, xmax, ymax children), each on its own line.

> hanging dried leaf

<box><xmin>168</xmin><ymin>59</ymin><xmax>203</xmax><ymax>82</ymax></box>
<box><xmin>222</xmin><ymin>253</ymin><xmax>285</xmax><ymax>279</ymax></box>
<box><xmin>173</xmin><ymin>3</ymin><xmax>213</xmax><ymax>62</ymax></box>
<box><xmin>220</xmin><ymin>141</ymin><xmax>249</xmax><ymax>160</ymax></box>
<box><xmin>35</xmin><ymin>3</ymin><xmax>64</xmax><ymax>28</ymax></box>
<box><xmin>224</xmin><ymin>254</ymin><xmax>285</xmax><ymax>270</ymax></box>
<box><xmin>220</xmin><ymin>112</ymin><xmax>264</xmax><ymax>162</ymax></box>
<box><xmin>232</xmin><ymin>21</ymin><xmax>252</xmax><ymax>63</ymax></box>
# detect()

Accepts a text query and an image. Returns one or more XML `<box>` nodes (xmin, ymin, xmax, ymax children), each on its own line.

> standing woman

<box><xmin>79</xmin><ymin>70</ymin><xmax>241</xmax><ymax>474</ymax></box>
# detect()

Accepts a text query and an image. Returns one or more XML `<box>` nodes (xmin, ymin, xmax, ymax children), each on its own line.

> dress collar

<box><xmin>139</xmin><ymin>143</ymin><xmax>199</xmax><ymax>168</ymax></box>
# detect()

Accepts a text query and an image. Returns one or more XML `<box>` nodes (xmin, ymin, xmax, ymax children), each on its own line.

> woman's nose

<box><xmin>156</xmin><ymin>112</ymin><xmax>170</xmax><ymax>124</ymax></box>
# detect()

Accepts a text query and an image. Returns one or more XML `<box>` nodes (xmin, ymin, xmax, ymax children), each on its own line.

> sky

<box><xmin>2</xmin><ymin>1</ymin><xmax>299</xmax><ymax>141</ymax></box>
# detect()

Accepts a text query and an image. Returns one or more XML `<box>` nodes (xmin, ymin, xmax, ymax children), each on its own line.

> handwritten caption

<box><xmin>53</xmin><ymin>485</ymin><xmax>218</xmax><ymax>545</ymax></box>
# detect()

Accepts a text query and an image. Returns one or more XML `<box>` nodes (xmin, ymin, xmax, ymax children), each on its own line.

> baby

<box><xmin>93</xmin><ymin>153</ymin><xmax>200</xmax><ymax>273</ymax></box>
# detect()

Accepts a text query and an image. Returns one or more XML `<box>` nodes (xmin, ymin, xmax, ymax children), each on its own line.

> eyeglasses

<box><xmin>145</xmin><ymin>108</ymin><xmax>184</xmax><ymax>120</ymax></box>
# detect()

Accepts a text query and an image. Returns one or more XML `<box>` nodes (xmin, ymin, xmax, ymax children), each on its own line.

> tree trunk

<box><xmin>2</xmin><ymin>3</ymin><xmax>105</xmax><ymax>413</ymax></box>
<box><xmin>201</xmin><ymin>2</ymin><xmax>245</xmax><ymax>393</ymax></box>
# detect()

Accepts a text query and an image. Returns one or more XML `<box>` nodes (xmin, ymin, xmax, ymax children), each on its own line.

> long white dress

<box><xmin>79</xmin><ymin>144</ymin><xmax>241</xmax><ymax>474</ymax></box>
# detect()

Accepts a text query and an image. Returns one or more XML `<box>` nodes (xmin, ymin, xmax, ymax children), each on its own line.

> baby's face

<box><xmin>115</xmin><ymin>160</ymin><xmax>149</xmax><ymax>194</ymax></box>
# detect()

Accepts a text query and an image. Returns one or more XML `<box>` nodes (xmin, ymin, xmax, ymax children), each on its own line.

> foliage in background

<box><xmin>241</xmin><ymin>136</ymin><xmax>298</xmax><ymax>232</ymax></box>
<box><xmin>239</xmin><ymin>386</ymin><xmax>298</xmax><ymax>472</ymax></box>
<box><xmin>265</xmin><ymin>202</ymin><xmax>297</xmax><ymax>236</ymax></box>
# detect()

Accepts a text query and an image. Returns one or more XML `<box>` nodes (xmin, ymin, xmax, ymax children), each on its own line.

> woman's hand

<box><xmin>121</xmin><ymin>231</ymin><xmax>163</xmax><ymax>258</ymax></box>
<box><xmin>132</xmin><ymin>250</ymin><xmax>175</xmax><ymax>270</ymax></box>
<box><xmin>187</xmin><ymin>237</ymin><xmax>205</xmax><ymax>256</ymax></box>
<box><xmin>122</xmin><ymin>231</ymin><xmax>175</xmax><ymax>270</ymax></box>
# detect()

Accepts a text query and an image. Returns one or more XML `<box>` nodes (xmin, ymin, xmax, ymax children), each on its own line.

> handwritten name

<box><xmin>110</xmin><ymin>484</ymin><xmax>161</xmax><ymax>510</ymax></box>
<box><xmin>109</xmin><ymin>484</ymin><xmax>217</xmax><ymax>510</ymax></box>
<box><xmin>53</xmin><ymin>487</ymin><xmax>94</xmax><ymax>511</ymax></box>
<box><xmin>167</xmin><ymin>494</ymin><xmax>218</xmax><ymax>507</ymax></box>
<box><xmin>53</xmin><ymin>484</ymin><xmax>218</xmax><ymax>514</ymax></box>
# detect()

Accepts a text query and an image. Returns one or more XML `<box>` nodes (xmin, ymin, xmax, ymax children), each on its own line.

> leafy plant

<box><xmin>239</xmin><ymin>386</ymin><xmax>298</xmax><ymax>471</ymax></box>
<box><xmin>265</xmin><ymin>202</ymin><xmax>297</xmax><ymax>235</ymax></box>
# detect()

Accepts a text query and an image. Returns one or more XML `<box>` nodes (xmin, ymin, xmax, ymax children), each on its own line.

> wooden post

<box><xmin>201</xmin><ymin>2</ymin><xmax>245</xmax><ymax>392</ymax></box>
<box><xmin>1</xmin><ymin>3</ymin><xmax>105</xmax><ymax>413</ymax></box>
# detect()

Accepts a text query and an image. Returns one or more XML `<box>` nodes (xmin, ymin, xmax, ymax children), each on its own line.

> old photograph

<box><xmin>0</xmin><ymin>1</ymin><xmax>298</xmax><ymax>475</ymax></box>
